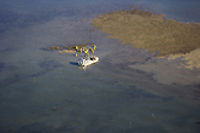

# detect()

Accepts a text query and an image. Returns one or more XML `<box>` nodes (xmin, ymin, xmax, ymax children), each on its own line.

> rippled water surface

<box><xmin>0</xmin><ymin>0</ymin><xmax>200</xmax><ymax>132</ymax></box>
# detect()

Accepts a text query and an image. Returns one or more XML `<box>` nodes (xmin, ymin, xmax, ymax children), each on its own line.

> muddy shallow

<box><xmin>0</xmin><ymin>1</ymin><xmax>200</xmax><ymax>133</ymax></box>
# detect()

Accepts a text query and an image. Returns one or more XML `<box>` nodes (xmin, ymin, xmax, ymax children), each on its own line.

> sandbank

<box><xmin>91</xmin><ymin>9</ymin><xmax>200</xmax><ymax>69</ymax></box>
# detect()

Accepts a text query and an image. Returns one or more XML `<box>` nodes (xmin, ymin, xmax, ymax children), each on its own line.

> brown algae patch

<box><xmin>91</xmin><ymin>9</ymin><xmax>200</xmax><ymax>68</ymax></box>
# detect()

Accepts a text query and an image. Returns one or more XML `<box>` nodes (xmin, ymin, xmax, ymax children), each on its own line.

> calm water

<box><xmin>0</xmin><ymin>0</ymin><xmax>200</xmax><ymax>132</ymax></box>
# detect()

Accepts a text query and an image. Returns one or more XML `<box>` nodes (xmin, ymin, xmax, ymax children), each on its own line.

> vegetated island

<box><xmin>91</xmin><ymin>9</ymin><xmax>200</xmax><ymax>69</ymax></box>
<box><xmin>49</xmin><ymin>42</ymin><xmax>96</xmax><ymax>56</ymax></box>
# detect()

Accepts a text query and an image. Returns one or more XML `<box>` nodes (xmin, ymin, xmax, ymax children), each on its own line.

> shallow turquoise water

<box><xmin>0</xmin><ymin>0</ymin><xmax>200</xmax><ymax>132</ymax></box>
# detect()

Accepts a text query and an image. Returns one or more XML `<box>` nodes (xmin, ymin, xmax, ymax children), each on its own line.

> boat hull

<box><xmin>78</xmin><ymin>56</ymin><xmax>99</xmax><ymax>66</ymax></box>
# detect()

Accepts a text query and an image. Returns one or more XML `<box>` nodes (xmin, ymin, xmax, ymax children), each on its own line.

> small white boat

<box><xmin>78</xmin><ymin>55</ymin><xmax>99</xmax><ymax>66</ymax></box>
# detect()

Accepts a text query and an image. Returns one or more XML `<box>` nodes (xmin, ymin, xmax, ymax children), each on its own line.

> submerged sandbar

<box><xmin>91</xmin><ymin>9</ymin><xmax>200</xmax><ymax>69</ymax></box>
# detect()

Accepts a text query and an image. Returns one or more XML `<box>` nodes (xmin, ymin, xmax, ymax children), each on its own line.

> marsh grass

<box><xmin>91</xmin><ymin>9</ymin><xmax>200</xmax><ymax>57</ymax></box>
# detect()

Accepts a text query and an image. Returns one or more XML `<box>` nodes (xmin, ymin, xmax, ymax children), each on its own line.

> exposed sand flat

<box><xmin>167</xmin><ymin>48</ymin><xmax>200</xmax><ymax>69</ymax></box>
<box><xmin>59</xmin><ymin>50</ymin><xmax>76</xmax><ymax>53</ymax></box>
<box><xmin>91</xmin><ymin>9</ymin><xmax>200</xmax><ymax>69</ymax></box>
